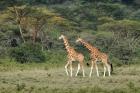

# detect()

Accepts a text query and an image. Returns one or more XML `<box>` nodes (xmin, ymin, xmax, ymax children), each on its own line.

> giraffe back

<box><xmin>67</xmin><ymin>47</ymin><xmax>84</xmax><ymax>62</ymax></box>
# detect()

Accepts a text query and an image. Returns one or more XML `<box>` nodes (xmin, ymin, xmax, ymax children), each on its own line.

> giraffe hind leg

<box><xmin>75</xmin><ymin>63</ymin><xmax>80</xmax><ymax>77</ymax></box>
<box><xmin>107</xmin><ymin>64</ymin><xmax>111</xmax><ymax>76</ymax></box>
<box><xmin>95</xmin><ymin>63</ymin><xmax>99</xmax><ymax>77</ymax></box>
<box><xmin>94</xmin><ymin>59</ymin><xmax>99</xmax><ymax>77</ymax></box>
<box><xmin>65</xmin><ymin>61</ymin><xmax>70</xmax><ymax>76</ymax></box>
<box><xmin>70</xmin><ymin>61</ymin><xmax>73</xmax><ymax>77</ymax></box>
<box><xmin>106</xmin><ymin>63</ymin><xmax>111</xmax><ymax>76</ymax></box>
<box><xmin>103</xmin><ymin>64</ymin><xmax>107</xmax><ymax>77</ymax></box>
<box><xmin>81</xmin><ymin>63</ymin><xmax>85</xmax><ymax>77</ymax></box>
<box><xmin>89</xmin><ymin>61</ymin><xmax>94</xmax><ymax>77</ymax></box>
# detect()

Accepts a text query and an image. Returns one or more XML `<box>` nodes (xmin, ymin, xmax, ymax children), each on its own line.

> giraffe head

<box><xmin>76</xmin><ymin>38</ymin><xmax>82</xmax><ymax>43</ymax></box>
<box><xmin>59</xmin><ymin>35</ymin><xmax>65</xmax><ymax>40</ymax></box>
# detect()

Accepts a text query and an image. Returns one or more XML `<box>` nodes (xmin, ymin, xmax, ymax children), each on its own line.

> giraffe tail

<box><xmin>110</xmin><ymin>63</ymin><xmax>113</xmax><ymax>74</ymax></box>
<box><xmin>86</xmin><ymin>63</ymin><xmax>90</xmax><ymax>67</ymax></box>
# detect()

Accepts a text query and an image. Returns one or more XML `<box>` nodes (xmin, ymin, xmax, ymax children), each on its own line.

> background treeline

<box><xmin>0</xmin><ymin>0</ymin><xmax>140</xmax><ymax>65</ymax></box>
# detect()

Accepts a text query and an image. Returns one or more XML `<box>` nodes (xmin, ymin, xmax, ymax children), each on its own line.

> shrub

<box><xmin>98</xmin><ymin>20</ymin><xmax>140</xmax><ymax>64</ymax></box>
<box><xmin>130</xmin><ymin>9</ymin><xmax>140</xmax><ymax>20</ymax></box>
<box><xmin>98</xmin><ymin>17</ymin><xmax>115</xmax><ymax>25</ymax></box>
<box><xmin>9</xmin><ymin>42</ymin><xmax>46</xmax><ymax>63</ymax></box>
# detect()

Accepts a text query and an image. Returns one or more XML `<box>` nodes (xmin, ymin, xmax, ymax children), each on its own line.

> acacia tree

<box><xmin>26</xmin><ymin>8</ymin><xmax>54</xmax><ymax>43</ymax></box>
<box><xmin>0</xmin><ymin>4</ymin><xmax>72</xmax><ymax>52</ymax></box>
<box><xmin>24</xmin><ymin>7</ymin><xmax>70</xmax><ymax>43</ymax></box>
<box><xmin>16</xmin><ymin>7</ymin><xmax>71</xmax><ymax>52</ymax></box>
<box><xmin>0</xmin><ymin>5</ymin><xmax>33</xmax><ymax>43</ymax></box>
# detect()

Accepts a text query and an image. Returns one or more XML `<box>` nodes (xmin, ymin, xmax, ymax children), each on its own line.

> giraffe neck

<box><xmin>63</xmin><ymin>37</ymin><xmax>70</xmax><ymax>51</ymax></box>
<box><xmin>80</xmin><ymin>40</ymin><xmax>94</xmax><ymax>52</ymax></box>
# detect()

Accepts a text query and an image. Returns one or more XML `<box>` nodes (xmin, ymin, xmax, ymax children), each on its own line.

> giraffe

<box><xmin>76</xmin><ymin>38</ymin><xmax>113</xmax><ymax>77</ymax></box>
<box><xmin>59</xmin><ymin>35</ymin><xmax>85</xmax><ymax>77</ymax></box>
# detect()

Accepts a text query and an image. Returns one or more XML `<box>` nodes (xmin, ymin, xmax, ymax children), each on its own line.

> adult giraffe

<box><xmin>59</xmin><ymin>35</ymin><xmax>85</xmax><ymax>77</ymax></box>
<box><xmin>76</xmin><ymin>38</ymin><xmax>113</xmax><ymax>77</ymax></box>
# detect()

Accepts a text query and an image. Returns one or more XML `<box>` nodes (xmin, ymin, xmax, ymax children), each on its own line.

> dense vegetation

<box><xmin>0</xmin><ymin>0</ymin><xmax>140</xmax><ymax>65</ymax></box>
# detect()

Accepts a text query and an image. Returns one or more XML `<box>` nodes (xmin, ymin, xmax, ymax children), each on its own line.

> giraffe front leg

<box><xmin>95</xmin><ymin>64</ymin><xmax>99</xmax><ymax>77</ymax></box>
<box><xmin>89</xmin><ymin>66</ymin><xmax>93</xmax><ymax>77</ymax></box>
<box><xmin>94</xmin><ymin>59</ymin><xmax>99</xmax><ymax>77</ymax></box>
<box><xmin>70</xmin><ymin>61</ymin><xmax>73</xmax><ymax>77</ymax></box>
<box><xmin>65</xmin><ymin>61</ymin><xmax>69</xmax><ymax>76</ymax></box>
<box><xmin>75</xmin><ymin>63</ymin><xmax>80</xmax><ymax>77</ymax></box>
<box><xmin>89</xmin><ymin>61</ymin><xmax>94</xmax><ymax>77</ymax></box>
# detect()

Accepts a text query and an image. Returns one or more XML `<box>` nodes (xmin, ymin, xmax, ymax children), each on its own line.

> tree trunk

<box><xmin>32</xmin><ymin>29</ymin><xmax>38</xmax><ymax>43</ymax></box>
<box><xmin>40</xmin><ymin>31</ymin><xmax>44</xmax><ymax>51</ymax></box>
<box><xmin>14</xmin><ymin>6</ymin><xmax>25</xmax><ymax>43</ymax></box>
<box><xmin>18</xmin><ymin>24</ymin><xmax>25</xmax><ymax>43</ymax></box>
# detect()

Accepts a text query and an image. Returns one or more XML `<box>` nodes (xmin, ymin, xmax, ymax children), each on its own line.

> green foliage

<box><xmin>31</xmin><ymin>0</ymin><xmax>69</xmax><ymax>5</ymax></box>
<box><xmin>98</xmin><ymin>17</ymin><xmax>115</xmax><ymax>25</ymax></box>
<box><xmin>98</xmin><ymin>20</ymin><xmax>140</xmax><ymax>63</ymax></box>
<box><xmin>0</xmin><ymin>0</ymin><xmax>140</xmax><ymax>65</ymax></box>
<box><xmin>99</xmin><ymin>20</ymin><xmax>140</xmax><ymax>31</ymax></box>
<box><xmin>45</xmin><ymin>50</ymin><xmax>66</xmax><ymax>66</ymax></box>
<box><xmin>130</xmin><ymin>9</ymin><xmax>140</xmax><ymax>20</ymax></box>
<box><xmin>95</xmin><ymin>2</ymin><xmax>132</xmax><ymax>19</ymax></box>
<box><xmin>93</xmin><ymin>31</ymin><xmax>114</xmax><ymax>52</ymax></box>
<box><xmin>9</xmin><ymin>42</ymin><xmax>46</xmax><ymax>63</ymax></box>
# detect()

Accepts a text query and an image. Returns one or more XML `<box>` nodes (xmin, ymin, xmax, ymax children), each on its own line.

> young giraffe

<box><xmin>59</xmin><ymin>35</ymin><xmax>85</xmax><ymax>77</ymax></box>
<box><xmin>76</xmin><ymin>38</ymin><xmax>113</xmax><ymax>77</ymax></box>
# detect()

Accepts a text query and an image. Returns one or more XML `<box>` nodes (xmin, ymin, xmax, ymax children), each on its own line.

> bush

<box><xmin>130</xmin><ymin>9</ymin><xmax>140</xmax><ymax>20</ymax></box>
<box><xmin>98</xmin><ymin>17</ymin><xmax>115</xmax><ymax>25</ymax></box>
<box><xmin>98</xmin><ymin>20</ymin><xmax>140</xmax><ymax>64</ymax></box>
<box><xmin>9</xmin><ymin>42</ymin><xmax>46</xmax><ymax>63</ymax></box>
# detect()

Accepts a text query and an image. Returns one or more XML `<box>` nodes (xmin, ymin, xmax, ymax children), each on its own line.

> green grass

<box><xmin>0</xmin><ymin>60</ymin><xmax>140</xmax><ymax>93</ymax></box>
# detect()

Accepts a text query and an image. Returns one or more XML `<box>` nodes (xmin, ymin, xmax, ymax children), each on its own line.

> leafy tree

<box><xmin>23</xmin><ymin>7</ymin><xmax>71</xmax><ymax>44</ymax></box>
<box><xmin>0</xmin><ymin>5</ymin><xmax>33</xmax><ymax>43</ymax></box>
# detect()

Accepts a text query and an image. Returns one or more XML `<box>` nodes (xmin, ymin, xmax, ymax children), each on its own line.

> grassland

<box><xmin>0</xmin><ymin>59</ymin><xmax>140</xmax><ymax>93</ymax></box>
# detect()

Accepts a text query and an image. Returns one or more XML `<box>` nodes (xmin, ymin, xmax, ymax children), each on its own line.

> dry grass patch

<box><xmin>0</xmin><ymin>64</ymin><xmax>140</xmax><ymax>93</ymax></box>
